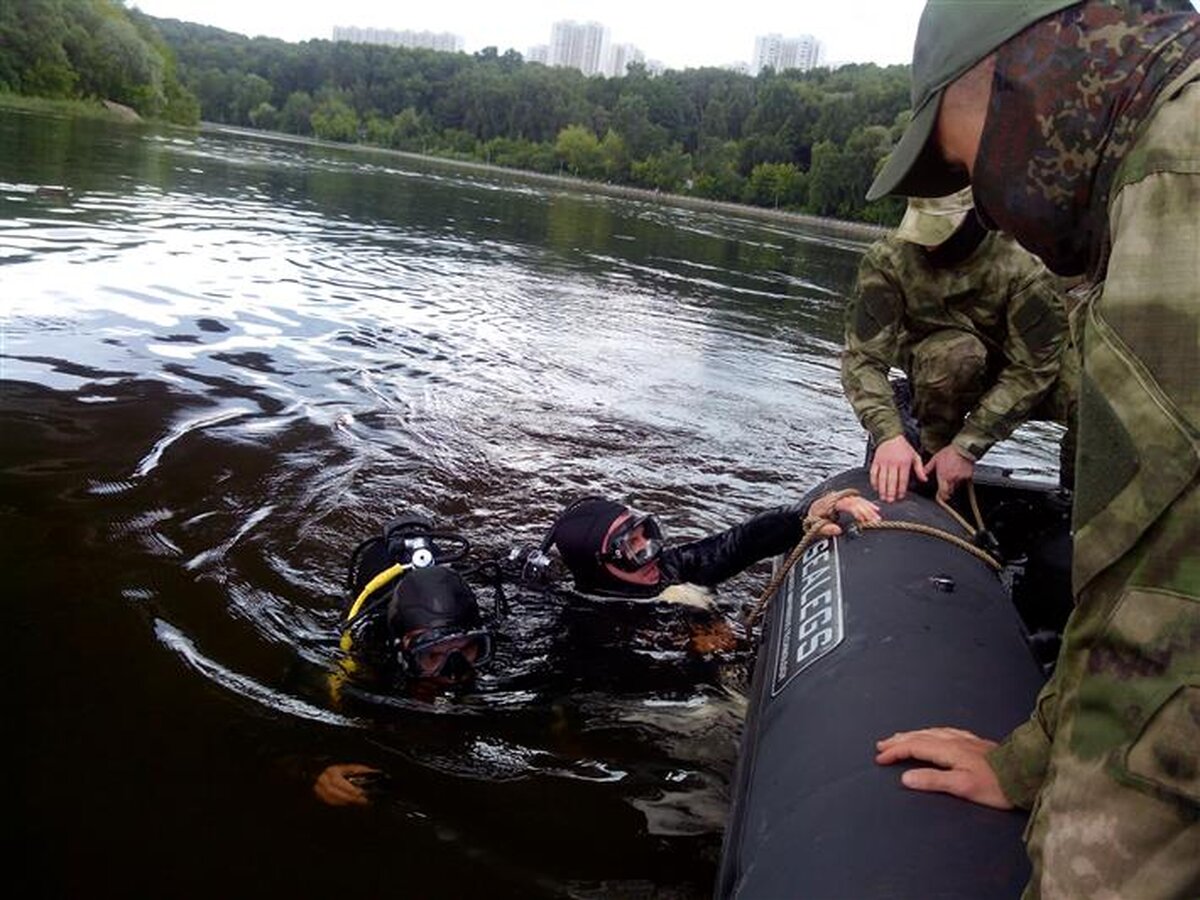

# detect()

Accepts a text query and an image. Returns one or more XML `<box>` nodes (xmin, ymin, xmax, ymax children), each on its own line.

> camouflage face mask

<box><xmin>971</xmin><ymin>1</ymin><xmax>1200</xmax><ymax>278</ymax></box>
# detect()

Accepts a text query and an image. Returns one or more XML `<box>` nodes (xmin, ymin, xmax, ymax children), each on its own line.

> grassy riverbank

<box><xmin>0</xmin><ymin>93</ymin><xmax>134</xmax><ymax>122</ymax></box>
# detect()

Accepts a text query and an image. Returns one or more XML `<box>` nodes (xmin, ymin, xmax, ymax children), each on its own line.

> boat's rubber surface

<box><xmin>717</xmin><ymin>468</ymin><xmax>1046</xmax><ymax>899</ymax></box>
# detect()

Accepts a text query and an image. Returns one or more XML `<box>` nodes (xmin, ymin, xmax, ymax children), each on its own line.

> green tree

<box><xmin>19</xmin><ymin>56</ymin><xmax>78</xmax><ymax>96</ymax></box>
<box><xmin>743</xmin><ymin>162</ymin><xmax>807</xmax><ymax>209</ymax></box>
<box><xmin>1</xmin><ymin>0</ymin><xmax>196</xmax><ymax>121</ymax></box>
<box><xmin>363</xmin><ymin>112</ymin><xmax>393</xmax><ymax>145</ymax></box>
<box><xmin>310</xmin><ymin>94</ymin><xmax>359</xmax><ymax>142</ymax></box>
<box><xmin>630</xmin><ymin>144</ymin><xmax>692</xmax><ymax>192</ymax></box>
<box><xmin>691</xmin><ymin>138</ymin><xmax>745</xmax><ymax>201</ymax></box>
<box><xmin>279</xmin><ymin>91</ymin><xmax>314</xmax><ymax>135</ymax></box>
<box><xmin>389</xmin><ymin>106</ymin><xmax>431</xmax><ymax>150</ymax></box>
<box><xmin>599</xmin><ymin>129</ymin><xmax>628</xmax><ymax>180</ymax></box>
<box><xmin>248</xmin><ymin>101</ymin><xmax>278</xmax><ymax>130</ymax></box>
<box><xmin>806</xmin><ymin>126</ymin><xmax>897</xmax><ymax>221</ymax></box>
<box><xmin>612</xmin><ymin>93</ymin><xmax>666</xmax><ymax>160</ymax></box>
<box><xmin>806</xmin><ymin>140</ymin><xmax>855</xmax><ymax>218</ymax></box>
<box><xmin>0</xmin><ymin>0</ymin><xmax>78</xmax><ymax>96</ymax></box>
<box><xmin>108</xmin><ymin>19</ymin><xmax>164</xmax><ymax>111</ymax></box>
<box><xmin>193</xmin><ymin>67</ymin><xmax>233</xmax><ymax>120</ymax></box>
<box><xmin>230</xmin><ymin>72</ymin><xmax>272</xmax><ymax>125</ymax></box>
<box><xmin>437</xmin><ymin>128</ymin><xmax>477</xmax><ymax>156</ymax></box>
<box><xmin>161</xmin><ymin>78</ymin><xmax>201</xmax><ymax>124</ymax></box>
<box><xmin>555</xmin><ymin>124</ymin><xmax>603</xmax><ymax>177</ymax></box>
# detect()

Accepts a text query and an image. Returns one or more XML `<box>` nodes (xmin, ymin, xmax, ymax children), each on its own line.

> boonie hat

<box><xmin>866</xmin><ymin>0</ymin><xmax>1083</xmax><ymax>201</ymax></box>
<box><xmin>894</xmin><ymin>187</ymin><xmax>975</xmax><ymax>247</ymax></box>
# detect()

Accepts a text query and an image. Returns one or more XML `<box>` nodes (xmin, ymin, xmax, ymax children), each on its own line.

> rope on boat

<box><xmin>935</xmin><ymin>480</ymin><xmax>987</xmax><ymax>536</ymax></box>
<box><xmin>742</xmin><ymin>483</ymin><xmax>1000</xmax><ymax>630</ymax></box>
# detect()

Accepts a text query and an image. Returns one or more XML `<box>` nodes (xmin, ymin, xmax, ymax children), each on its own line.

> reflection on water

<box><xmin>2</xmin><ymin>111</ymin><xmax>1059</xmax><ymax>896</ymax></box>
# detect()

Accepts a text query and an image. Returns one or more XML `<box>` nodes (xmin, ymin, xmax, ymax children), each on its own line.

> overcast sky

<box><xmin>130</xmin><ymin>1</ymin><xmax>927</xmax><ymax>70</ymax></box>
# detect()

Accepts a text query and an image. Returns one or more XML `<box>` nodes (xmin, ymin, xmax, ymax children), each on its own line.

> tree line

<box><xmin>0</xmin><ymin>0</ymin><xmax>199</xmax><ymax>123</ymax></box>
<box><xmin>145</xmin><ymin>15</ymin><xmax>910</xmax><ymax>224</ymax></box>
<box><xmin>1</xmin><ymin>2</ymin><xmax>911</xmax><ymax>224</ymax></box>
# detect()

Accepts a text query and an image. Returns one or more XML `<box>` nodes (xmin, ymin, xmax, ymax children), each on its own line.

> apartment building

<box><xmin>332</xmin><ymin>26</ymin><xmax>464</xmax><ymax>53</ymax></box>
<box><xmin>752</xmin><ymin>33</ymin><xmax>826</xmax><ymax>74</ymax></box>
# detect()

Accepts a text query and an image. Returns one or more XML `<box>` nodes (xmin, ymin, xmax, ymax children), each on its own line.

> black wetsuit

<box><xmin>344</xmin><ymin>504</ymin><xmax>809</xmax><ymax>626</ymax></box>
<box><xmin>582</xmin><ymin>504</ymin><xmax>808</xmax><ymax>599</ymax></box>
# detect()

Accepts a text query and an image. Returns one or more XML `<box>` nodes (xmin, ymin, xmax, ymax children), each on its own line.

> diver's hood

<box><xmin>549</xmin><ymin>497</ymin><xmax>657</xmax><ymax>595</ymax></box>
<box><xmin>386</xmin><ymin>566</ymin><xmax>480</xmax><ymax>636</ymax></box>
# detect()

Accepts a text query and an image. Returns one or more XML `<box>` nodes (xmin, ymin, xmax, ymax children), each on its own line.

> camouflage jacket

<box><xmin>841</xmin><ymin>232</ymin><xmax>1068</xmax><ymax>460</ymax></box>
<box><xmin>988</xmin><ymin>63</ymin><xmax>1200</xmax><ymax>811</ymax></box>
<box><xmin>1069</xmin><ymin>64</ymin><xmax>1200</xmax><ymax>595</ymax></box>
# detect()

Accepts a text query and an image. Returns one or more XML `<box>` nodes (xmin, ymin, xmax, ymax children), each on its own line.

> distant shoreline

<box><xmin>205</xmin><ymin>123</ymin><xmax>892</xmax><ymax>242</ymax></box>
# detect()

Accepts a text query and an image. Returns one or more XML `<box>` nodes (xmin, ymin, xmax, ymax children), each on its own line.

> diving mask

<box><xmin>400</xmin><ymin>626</ymin><xmax>494</xmax><ymax>679</ymax></box>
<box><xmin>600</xmin><ymin>512</ymin><xmax>664</xmax><ymax>572</ymax></box>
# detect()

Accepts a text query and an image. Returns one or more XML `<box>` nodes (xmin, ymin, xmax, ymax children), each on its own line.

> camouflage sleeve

<box><xmin>841</xmin><ymin>247</ymin><xmax>906</xmax><ymax>444</ymax></box>
<box><xmin>986</xmin><ymin>669</ymin><xmax>1061</xmax><ymax>809</ymax></box>
<box><xmin>952</xmin><ymin>267</ymin><xmax>1069</xmax><ymax>461</ymax></box>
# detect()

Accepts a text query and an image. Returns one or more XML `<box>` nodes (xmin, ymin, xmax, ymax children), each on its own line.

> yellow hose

<box><xmin>345</xmin><ymin>563</ymin><xmax>407</xmax><ymax>623</ymax></box>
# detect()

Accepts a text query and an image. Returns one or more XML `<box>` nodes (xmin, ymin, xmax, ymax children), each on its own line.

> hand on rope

<box><xmin>804</xmin><ymin>488</ymin><xmax>882</xmax><ymax>536</ymax></box>
<box><xmin>745</xmin><ymin>489</ymin><xmax>880</xmax><ymax>627</ymax></box>
<box><xmin>923</xmin><ymin>445</ymin><xmax>976</xmax><ymax>502</ymax></box>
<box><xmin>744</xmin><ymin>484</ymin><xmax>999</xmax><ymax>630</ymax></box>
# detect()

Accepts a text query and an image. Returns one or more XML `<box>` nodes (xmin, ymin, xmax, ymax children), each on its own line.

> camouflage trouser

<box><xmin>907</xmin><ymin>328</ymin><xmax>1079</xmax><ymax>483</ymax></box>
<box><xmin>1023</xmin><ymin>477</ymin><xmax>1200</xmax><ymax>900</ymax></box>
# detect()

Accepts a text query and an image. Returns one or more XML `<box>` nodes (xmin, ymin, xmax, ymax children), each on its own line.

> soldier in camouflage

<box><xmin>842</xmin><ymin>186</ymin><xmax>1076</xmax><ymax>502</ymax></box>
<box><xmin>868</xmin><ymin>1</ymin><xmax>1200</xmax><ymax>898</ymax></box>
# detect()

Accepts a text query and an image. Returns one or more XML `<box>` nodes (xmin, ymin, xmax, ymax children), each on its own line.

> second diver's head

<box><xmin>548</xmin><ymin>497</ymin><xmax>665</xmax><ymax>595</ymax></box>
<box><xmin>386</xmin><ymin>566</ymin><xmax>492</xmax><ymax>684</ymax></box>
<box><xmin>894</xmin><ymin>186</ymin><xmax>987</xmax><ymax>267</ymax></box>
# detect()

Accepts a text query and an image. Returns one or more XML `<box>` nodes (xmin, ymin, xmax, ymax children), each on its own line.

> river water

<box><xmin>2</xmin><ymin>110</ymin><xmax>1060</xmax><ymax>897</ymax></box>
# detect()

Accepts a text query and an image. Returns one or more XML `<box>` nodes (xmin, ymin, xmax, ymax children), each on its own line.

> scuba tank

<box><xmin>343</xmin><ymin>514</ymin><xmax>472</xmax><ymax>624</ymax></box>
<box><xmin>340</xmin><ymin>514</ymin><xmax>505</xmax><ymax>681</ymax></box>
<box><xmin>340</xmin><ymin>514</ymin><xmax>473</xmax><ymax>666</ymax></box>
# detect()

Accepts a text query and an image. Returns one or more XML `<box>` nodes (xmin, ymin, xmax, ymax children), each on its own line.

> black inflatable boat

<box><xmin>717</xmin><ymin>465</ymin><xmax>1073</xmax><ymax>899</ymax></box>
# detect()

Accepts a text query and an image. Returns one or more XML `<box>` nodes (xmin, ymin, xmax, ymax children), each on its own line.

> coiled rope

<box><xmin>742</xmin><ymin>483</ymin><xmax>999</xmax><ymax>629</ymax></box>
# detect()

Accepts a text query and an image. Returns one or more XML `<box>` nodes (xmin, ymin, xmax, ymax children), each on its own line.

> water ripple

<box><xmin>3</xmin><ymin>117</ymin><xmax>1064</xmax><ymax>897</ymax></box>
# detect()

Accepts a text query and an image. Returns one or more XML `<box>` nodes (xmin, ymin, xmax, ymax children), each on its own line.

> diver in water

<box><xmin>519</xmin><ymin>490</ymin><xmax>881</xmax><ymax>657</ymax></box>
<box><xmin>335</xmin><ymin>490</ymin><xmax>881</xmax><ymax>689</ymax></box>
<box><xmin>528</xmin><ymin>490</ymin><xmax>880</xmax><ymax>601</ymax></box>
<box><xmin>315</xmin><ymin>517</ymin><xmax>502</xmax><ymax>805</ymax></box>
<box><xmin>315</xmin><ymin>490</ymin><xmax>881</xmax><ymax>806</ymax></box>
<box><xmin>338</xmin><ymin>514</ymin><xmax>500</xmax><ymax>687</ymax></box>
